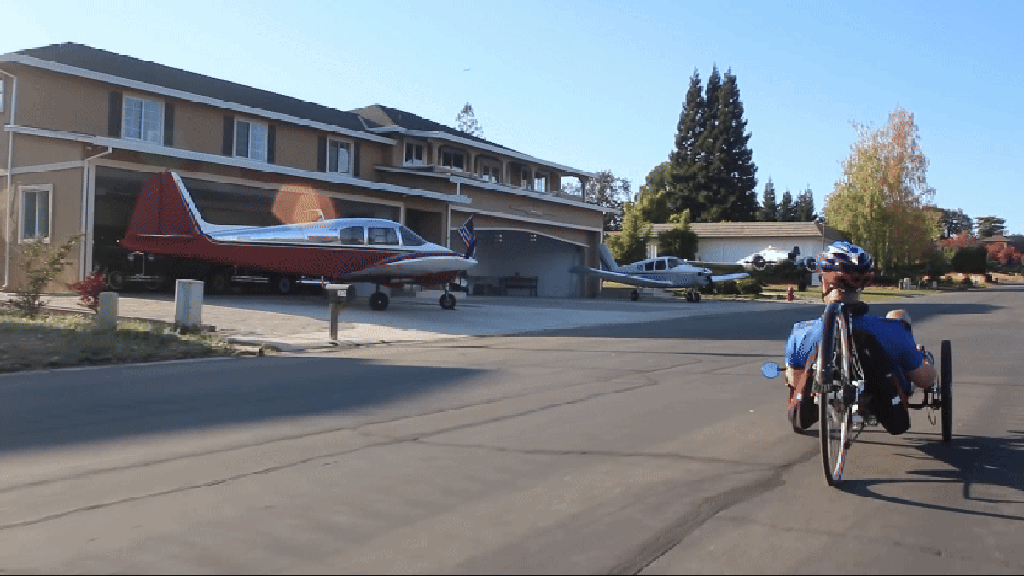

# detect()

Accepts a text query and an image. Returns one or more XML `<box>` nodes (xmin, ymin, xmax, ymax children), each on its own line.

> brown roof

<box><xmin>648</xmin><ymin>221</ymin><xmax>835</xmax><ymax>238</ymax></box>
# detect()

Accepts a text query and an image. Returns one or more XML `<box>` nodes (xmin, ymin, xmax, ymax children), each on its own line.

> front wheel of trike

<box><xmin>940</xmin><ymin>339</ymin><xmax>952</xmax><ymax>444</ymax></box>
<box><xmin>818</xmin><ymin>301</ymin><xmax>853</xmax><ymax>487</ymax></box>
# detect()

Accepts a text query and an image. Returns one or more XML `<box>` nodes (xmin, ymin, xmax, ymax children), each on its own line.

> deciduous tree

<box><xmin>586</xmin><ymin>170</ymin><xmax>631</xmax><ymax>231</ymax></box>
<box><xmin>824</xmin><ymin>106</ymin><xmax>940</xmax><ymax>273</ymax></box>
<box><xmin>605</xmin><ymin>200</ymin><xmax>651</xmax><ymax>264</ymax></box>
<box><xmin>455</xmin><ymin>103</ymin><xmax>483</xmax><ymax>138</ymax></box>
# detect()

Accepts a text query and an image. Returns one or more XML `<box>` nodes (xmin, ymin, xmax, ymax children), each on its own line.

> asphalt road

<box><xmin>1</xmin><ymin>286</ymin><xmax>1022</xmax><ymax>573</ymax></box>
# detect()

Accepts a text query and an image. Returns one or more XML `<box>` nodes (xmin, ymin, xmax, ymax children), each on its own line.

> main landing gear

<box><xmin>685</xmin><ymin>289</ymin><xmax>702</xmax><ymax>303</ymax></box>
<box><xmin>369</xmin><ymin>286</ymin><xmax>389</xmax><ymax>311</ymax></box>
<box><xmin>367</xmin><ymin>285</ymin><xmax>459</xmax><ymax>311</ymax></box>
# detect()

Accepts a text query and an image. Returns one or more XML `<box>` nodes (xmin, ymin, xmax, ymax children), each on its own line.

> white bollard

<box><xmin>95</xmin><ymin>292</ymin><xmax>118</xmax><ymax>330</ymax></box>
<box><xmin>175</xmin><ymin>279</ymin><xmax>204</xmax><ymax>331</ymax></box>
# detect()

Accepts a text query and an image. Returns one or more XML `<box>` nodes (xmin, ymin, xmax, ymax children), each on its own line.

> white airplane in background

<box><xmin>571</xmin><ymin>244</ymin><xmax>750</xmax><ymax>302</ymax></box>
<box><xmin>737</xmin><ymin>245</ymin><xmax>817</xmax><ymax>271</ymax></box>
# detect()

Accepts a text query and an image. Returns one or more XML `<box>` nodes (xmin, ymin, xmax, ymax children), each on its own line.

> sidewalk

<box><xmin>32</xmin><ymin>293</ymin><xmax>461</xmax><ymax>352</ymax></box>
<box><xmin>24</xmin><ymin>290</ymin><xmax>806</xmax><ymax>353</ymax></box>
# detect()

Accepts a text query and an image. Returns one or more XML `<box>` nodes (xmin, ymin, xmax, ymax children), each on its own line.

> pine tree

<box><xmin>796</xmin><ymin>185</ymin><xmax>816</xmax><ymax>221</ymax></box>
<box><xmin>779</xmin><ymin>189</ymin><xmax>796</xmax><ymax>222</ymax></box>
<box><xmin>667</xmin><ymin>66</ymin><xmax>758</xmax><ymax>223</ymax></box>
<box><xmin>666</xmin><ymin>70</ymin><xmax>708</xmax><ymax>221</ymax></box>
<box><xmin>455</xmin><ymin>103</ymin><xmax>483</xmax><ymax>138</ymax></box>
<box><xmin>759</xmin><ymin>178</ymin><xmax>778</xmax><ymax>221</ymax></box>
<box><xmin>716</xmin><ymin>69</ymin><xmax>759</xmax><ymax>221</ymax></box>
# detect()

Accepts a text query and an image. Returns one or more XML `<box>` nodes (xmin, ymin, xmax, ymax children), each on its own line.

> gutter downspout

<box><xmin>1</xmin><ymin>69</ymin><xmax>16</xmax><ymax>291</ymax></box>
<box><xmin>79</xmin><ymin>146</ymin><xmax>113</xmax><ymax>280</ymax></box>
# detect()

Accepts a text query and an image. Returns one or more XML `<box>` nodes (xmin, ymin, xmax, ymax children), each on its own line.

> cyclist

<box><xmin>784</xmin><ymin>241</ymin><xmax>936</xmax><ymax>432</ymax></box>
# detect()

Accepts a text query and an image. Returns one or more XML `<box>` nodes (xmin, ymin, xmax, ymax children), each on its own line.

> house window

<box><xmin>20</xmin><ymin>185</ymin><xmax>51</xmax><ymax>242</ymax></box>
<box><xmin>235</xmin><ymin>119</ymin><xmax>268</xmax><ymax>162</ymax></box>
<box><xmin>405</xmin><ymin>142</ymin><xmax>425</xmax><ymax>166</ymax></box>
<box><xmin>478</xmin><ymin>158</ymin><xmax>501</xmax><ymax>183</ymax></box>
<box><xmin>440</xmin><ymin>147</ymin><xmax>465</xmax><ymax>171</ymax></box>
<box><xmin>328</xmin><ymin>139</ymin><xmax>351</xmax><ymax>174</ymax></box>
<box><xmin>534</xmin><ymin>171</ymin><xmax>548</xmax><ymax>193</ymax></box>
<box><xmin>521</xmin><ymin>168</ymin><xmax>531</xmax><ymax>189</ymax></box>
<box><xmin>122</xmin><ymin>95</ymin><xmax>163</xmax><ymax>144</ymax></box>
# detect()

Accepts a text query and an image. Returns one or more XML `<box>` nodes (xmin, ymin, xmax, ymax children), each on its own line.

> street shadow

<box><xmin>0</xmin><ymin>356</ymin><xmax>487</xmax><ymax>454</ymax></box>
<box><xmin>837</xmin><ymin>429</ymin><xmax>1024</xmax><ymax>522</ymax></box>
<box><xmin>524</xmin><ymin>301</ymin><xmax>1002</xmax><ymax>342</ymax></box>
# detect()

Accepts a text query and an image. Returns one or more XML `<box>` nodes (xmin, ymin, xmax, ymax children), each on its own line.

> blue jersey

<box><xmin>786</xmin><ymin>314</ymin><xmax>923</xmax><ymax>391</ymax></box>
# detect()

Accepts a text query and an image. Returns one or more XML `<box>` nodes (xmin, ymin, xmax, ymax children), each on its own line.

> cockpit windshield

<box><xmin>398</xmin><ymin>225</ymin><xmax>427</xmax><ymax>247</ymax></box>
<box><xmin>666</xmin><ymin>258</ymin><xmax>682</xmax><ymax>269</ymax></box>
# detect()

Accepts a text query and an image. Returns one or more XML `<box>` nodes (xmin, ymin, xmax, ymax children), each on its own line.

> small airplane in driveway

<box><xmin>119</xmin><ymin>172</ymin><xmax>477</xmax><ymax>311</ymax></box>
<box><xmin>571</xmin><ymin>244</ymin><xmax>749</xmax><ymax>302</ymax></box>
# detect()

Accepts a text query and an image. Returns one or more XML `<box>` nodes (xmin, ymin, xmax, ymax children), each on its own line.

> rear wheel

<box><xmin>105</xmin><ymin>269</ymin><xmax>126</xmax><ymax>291</ymax></box>
<box><xmin>439</xmin><ymin>293</ymin><xmax>456</xmax><ymax>310</ymax></box>
<box><xmin>271</xmin><ymin>274</ymin><xmax>293</xmax><ymax>295</ymax></box>
<box><xmin>207</xmin><ymin>270</ymin><xmax>230</xmax><ymax>295</ymax></box>
<box><xmin>630</xmin><ymin>290</ymin><xmax>639</xmax><ymax>301</ymax></box>
<box><xmin>940</xmin><ymin>339</ymin><xmax>953</xmax><ymax>444</ymax></box>
<box><xmin>369</xmin><ymin>291</ymin><xmax>389</xmax><ymax>311</ymax></box>
<box><xmin>818</xmin><ymin>301</ymin><xmax>853</xmax><ymax>487</ymax></box>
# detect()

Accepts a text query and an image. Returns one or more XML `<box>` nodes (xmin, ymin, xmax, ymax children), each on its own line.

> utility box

<box><xmin>96</xmin><ymin>292</ymin><xmax>118</xmax><ymax>330</ymax></box>
<box><xmin>175</xmin><ymin>279</ymin><xmax>204</xmax><ymax>330</ymax></box>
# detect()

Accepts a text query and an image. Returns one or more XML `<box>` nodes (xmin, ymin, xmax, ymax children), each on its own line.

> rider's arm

<box><xmin>905</xmin><ymin>346</ymin><xmax>936</xmax><ymax>390</ymax></box>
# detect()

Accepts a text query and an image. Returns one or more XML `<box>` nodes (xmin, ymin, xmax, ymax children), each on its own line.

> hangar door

<box><xmin>452</xmin><ymin>226</ymin><xmax>584</xmax><ymax>298</ymax></box>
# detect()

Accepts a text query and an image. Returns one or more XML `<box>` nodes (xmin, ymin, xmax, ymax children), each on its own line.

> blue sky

<box><xmin>3</xmin><ymin>0</ymin><xmax>1021</xmax><ymax>233</ymax></box>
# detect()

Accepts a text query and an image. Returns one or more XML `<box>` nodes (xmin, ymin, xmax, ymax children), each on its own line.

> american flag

<box><xmin>459</xmin><ymin>216</ymin><xmax>476</xmax><ymax>258</ymax></box>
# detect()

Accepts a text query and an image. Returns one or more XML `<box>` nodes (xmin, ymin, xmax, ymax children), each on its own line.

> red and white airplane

<box><xmin>119</xmin><ymin>172</ymin><xmax>477</xmax><ymax>311</ymax></box>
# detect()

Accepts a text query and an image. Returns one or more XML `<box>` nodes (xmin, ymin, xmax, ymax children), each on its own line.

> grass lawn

<box><xmin>0</xmin><ymin>310</ymin><xmax>241</xmax><ymax>373</ymax></box>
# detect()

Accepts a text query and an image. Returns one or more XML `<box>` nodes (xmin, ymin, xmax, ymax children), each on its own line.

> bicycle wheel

<box><xmin>817</xmin><ymin>301</ymin><xmax>853</xmax><ymax>487</ymax></box>
<box><xmin>940</xmin><ymin>339</ymin><xmax>952</xmax><ymax>444</ymax></box>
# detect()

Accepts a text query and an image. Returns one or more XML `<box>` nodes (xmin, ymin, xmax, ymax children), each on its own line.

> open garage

<box><xmin>455</xmin><ymin>228</ymin><xmax>585</xmax><ymax>298</ymax></box>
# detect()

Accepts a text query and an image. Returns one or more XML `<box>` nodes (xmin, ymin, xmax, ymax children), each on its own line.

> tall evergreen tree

<box><xmin>716</xmin><ymin>69</ymin><xmax>759</xmax><ymax>221</ymax></box>
<box><xmin>779</xmin><ymin>189</ymin><xmax>796</xmax><ymax>222</ymax></box>
<box><xmin>667</xmin><ymin>66</ymin><xmax>757</xmax><ymax>222</ymax></box>
<box><xmin>796</xmin><ymin>185</ymin><xmax>816</xmax><ymax>221</ymax></box>
<box><xmin>666</xmin><ymin>70</ymin><xmax>708</xmax><ymax>220</ymax></box>
<box><xmin>759</xmin><ymin>177</ymin><xmax>778</xmax><ymax>222</ymax></box>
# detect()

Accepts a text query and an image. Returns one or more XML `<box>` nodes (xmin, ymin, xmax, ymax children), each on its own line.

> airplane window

<box><xmin>655</xmin><ymin>260</ymin><xmax>667</xmax><ymax>271</ymax></box>
<box><xmin>667</xmin><ymin>258</ymin><xmax>681</xmax><ymax>268</ymax></box>
<box><xmin>398</xmin><ymin>226</ymin><xmax>427</xmax><ymax>247</ymax></box>
<box><xmin>644</xmin><ymin>262</ymin><xmax>655</xmax><ymax>271</ymax></box>
<box><xmin>338</xmin><ymin>226</ymin><xmax>365</xmax><ymax>245</ymax></box>
<box><xmin>368</xmin><ymin>227</ymin><xmax>399</xmax><ymax>246</ymax></box>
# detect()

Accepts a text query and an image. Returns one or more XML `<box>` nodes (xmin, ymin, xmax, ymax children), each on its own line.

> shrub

<box><xmin>960</xmin><ymin>277</ymin><xmax>973</xmax><ymax>287</ymax></box>
<box><xmin>738</xmin><ymin>278</ymin><xmax>763</xmax><ymax>295</ymax></box>
<box><xmin>68</xmin><ymin>271</ymin><xmax>107</xmax><ymax>311</ymax></box>
<box><xmin>720</xmin><ymin>280</ymin><xmax>740</xmax><ymax>295</ymax></box>
<box><xmin>7</xmin><ymin>235</ymin><xmax>81</xmax><ymax>316</ymax></box>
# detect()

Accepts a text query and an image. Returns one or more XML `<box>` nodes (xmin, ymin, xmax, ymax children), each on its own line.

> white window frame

<box><xmin>404</xmin><ymin>141</ymin><xmax>425</xmax><ymax>166</ymax></box>
<box><xmin>122</xmin><ymin>94</ymin><xmax>164</xmax><ymax>144</ymax></box>
<box><xmin>234</xmin><ymin>118</ymin><xmax>268</xmax><ymax>162</ymax></box>
<box><xmin>327</xmin><ymin>138</ymin><xmax>352</xmax><ymax>174</ymax></box>
<box><xmin>19</xmin><ymin>184</ymin><xmax>53</xmax><ymax>243</ymax></box>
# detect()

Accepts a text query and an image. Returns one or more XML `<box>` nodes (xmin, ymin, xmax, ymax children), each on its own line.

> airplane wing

<box><xmin>711</xmin><ymin>272</ymin><xmax>750</xmax><ymax>283</ymax></box>
<box><xmin>570</xmin><ymin>266</ymin><xmax>676</xmax><ymax>289</ymax></box>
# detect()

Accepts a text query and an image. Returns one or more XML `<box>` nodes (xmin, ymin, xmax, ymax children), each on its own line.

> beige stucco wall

<box><xmin>4</xmin><ymin>167</ymin><xmax>85</xmax><ymax>293</ymax></box>
<box><xmin>13</xmin><ymin>133</ymin><xmax>86</xmax><ymax>166</ymax></box>
<box><xmin>12</xmin><ymin>67</ymin><xmax>110</xmax><ymax>136</ymax></box>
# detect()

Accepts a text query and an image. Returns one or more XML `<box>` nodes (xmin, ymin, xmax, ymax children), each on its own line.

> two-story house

<box><xmin>0</xmin><ymin>43</ymin><xmax>612</xmax><ymax>298</ymax></box>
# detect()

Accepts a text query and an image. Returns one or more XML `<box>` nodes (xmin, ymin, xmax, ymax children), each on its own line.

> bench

<box><xmin>499</xmin><ymin>275</ymin><xmax>538</xmax><ymax>297</ymax></box>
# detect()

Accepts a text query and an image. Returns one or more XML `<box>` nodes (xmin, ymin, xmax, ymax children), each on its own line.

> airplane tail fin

<box><xmin>598</xmin><ymin>243</ymin><xmax>619</xmax><ymax>271</ymax></box>
<box><xmin>121</xmin><ymin>172</ymin><xmax>208</xmax><ymax>249</ymax></box>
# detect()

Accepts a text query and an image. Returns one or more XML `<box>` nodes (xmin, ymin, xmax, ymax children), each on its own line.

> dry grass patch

<box><xmin>0</xmin><ymin>311</ymin><xmax>240</xmax><ymax>373</ymax></box>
